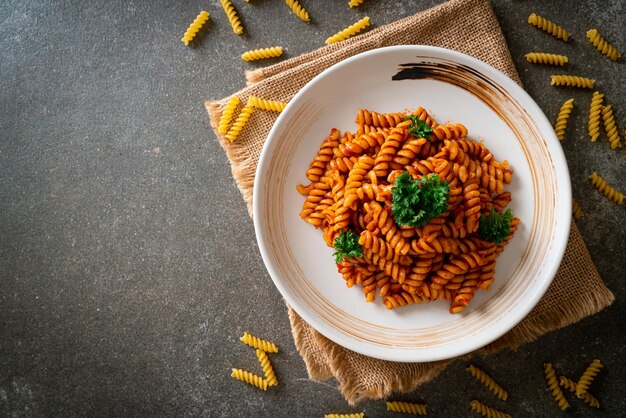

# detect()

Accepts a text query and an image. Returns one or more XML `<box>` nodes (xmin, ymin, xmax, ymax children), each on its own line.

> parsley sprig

<box><xmin>332</xmin><ymin>230</ymin><xmax>363</xmax><ymax>262</ymax></box>
<box><xmin>391</xmin><ymin>172</ymin><xmax>449</xmax><ymax>227</ymax></box>
<box><xmin>478</xmin><ymin>208</ymin><xmax>514</xmax><ymax>244</ymax></box>
<box><xmin>404</xmin><ymin>115</ymin><xmax>434</xmax><ymax>139</ymax></box>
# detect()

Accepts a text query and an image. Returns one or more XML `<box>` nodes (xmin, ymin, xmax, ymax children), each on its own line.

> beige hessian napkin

<box><xmin>206</xmin><ymin>0</ymin><xmax>614</xmax><ymax>404</ymax></box>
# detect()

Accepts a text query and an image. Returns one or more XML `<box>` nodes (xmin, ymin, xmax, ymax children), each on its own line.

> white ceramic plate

<box><xmin>253</xmin><ymin>46</ymin><xmax>571</xmax><ymax>362</ymax></box>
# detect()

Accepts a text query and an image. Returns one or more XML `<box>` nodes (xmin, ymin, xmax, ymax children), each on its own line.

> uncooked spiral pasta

<box><xmin>586</xmin><ymin>29</ymin><xmax>621</xmax><ymax>61</ymax></box>
<box><xmin>543</xmin><ymin>363</ymin><xmax>570</xmax><ymax>410</ymax></box>
<box><xmin>525</xmin><ymin>52</ymin><xmax>568</xmax><ymax>66</ymax></box>
<box><xmin>255</xmin><ymin>349</ymin><xmax>278</xmax><ymax>387</ymax></box>
<box><xmin>225</xmin><ymin>106</ymin><xmax>254</xmax><ymax>142</ymax></box>
<box><xmin>326</xmin><ymin>16</ymin><xmax>371</xmax><ymax>45</ymax></box>
<box><xmin>601</xmin><ymin>105</ymin><xmax>621</xmax><ymax>149</ymax></box>
<box><xmin>220</xmin><ymin>0</ymin><xmax>244</xmax><ymax>35</ymax></box>
<box><xmin>527</xmin><ymin>13</ymin><xmax>570</xmax><ymax>41</ymax></box>
<box><xmin>348</xmin><ymin>0</ymin><xmax>365</xmax><ymax>7</ymax></box>
<box><xmin>559</xmin><ymin>376</ymin><xmax>600</xmax><ymax>408</ymax></box>
<box><xmin>469</xmin><ymin>400</ymin><xmax>511</xmax><ymax>418</ymax></box>
<box><xmin>466</xmin><ymin>364</ymin><xmax>508</xmax><ymax>401</ymax></box>
<box><xmin>324</xmin><ymin>414</ymin><xmax>364</xmax><ymax>418</ymax></box>
<box><xmin>240</xmin><ymin>331</ymin><xmax>279</xmax><ymax>353</ymax></box>
<box><xmin>241</xmin><ymin>47</ymin><xmax>284</xmax><ymax>61</ymax></box>
<box><xmin>181</xmin><ymin>11</ymin><xmax>210</xmax><ymax>46</ymax></box>
<box><xmin>588</xmin><ymin>91</ymin><xmax>604</xmax><ymax>142</ymax></box>
<box><xmin>554</xmin><ymin>98</ymin><xmax>573</xmax><ymax>140</ymax></box>
<box><xmin>589</xmin><ymin>172</ymin><xmax>623</xmax><ymax>205</ymax></box>
<box><xmin>385</xmin><ymin>401</ymin><xmax>427</xmax><ymax>415</ymax></box>
<box><xmin>285</xmin><ymin>0</ymin><xmax>310</xmax><ymax>22</ymax></box>
<box><xmin>218</xmin><ymin>96</ymin><xmax>240</xmax><ymax>134</ymax></box>
<box><xmin>231</xmin><ymin>368</ymin><xmax>269</xmax><ymax>390</ymax></box>
<box><xmin>550</xmin><ymin>75</ymin><xmax>595</xmax><ymax>89</ymax></box>
<box><xmin>248</xmin><ymin>96</ymin><xmax>288</xmax><ymax>113</ymax></box>
<box><xmin>576</xmin><ymin>359</ymin><xmax>604</xmax><ymax>398</ymax></box>
<box><xmin>572</xmin><ymin>199</ymin><xmax>584</xmax><ymax>219</ymax></box>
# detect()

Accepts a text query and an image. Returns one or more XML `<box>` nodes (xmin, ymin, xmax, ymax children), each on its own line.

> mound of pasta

<box><xmin>297</xmin><ymin>107</ymin><xmax>519</xmax><ymax>314</ymax></box>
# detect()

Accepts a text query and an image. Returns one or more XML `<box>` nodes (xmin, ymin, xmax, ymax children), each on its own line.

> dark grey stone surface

<box><xmin>0</xmin><ymin>1</ymin><xmax>624</xmax><ymax>417</ymax></box>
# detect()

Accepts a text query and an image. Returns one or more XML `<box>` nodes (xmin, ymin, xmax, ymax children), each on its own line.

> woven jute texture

<box><xmin>206</xmin><ymin>0</ymin><xmax>614</xmax><ymax>404</ymax></box>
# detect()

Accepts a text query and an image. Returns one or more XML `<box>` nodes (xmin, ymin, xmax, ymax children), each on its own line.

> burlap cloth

<box><xmin>206</xmin><ymin>0</ymin><xmax>614</xmax><ymax>404</ymax></box>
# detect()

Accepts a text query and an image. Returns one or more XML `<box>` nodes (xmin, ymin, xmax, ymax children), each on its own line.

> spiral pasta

<box><xmin>550</xmin><ymin>75</ymin><xmax>595</xmax><ymax>89</ymax></box>
<box><xmin>559</xmin><ymin>376</ymin><xmax>600</xmax><ymax>408</ymax></box>
<box><xmin>385</xmin><ymin>401</ymin><xmax>427</xmax><ymax>415</ymax></box>
<box><xmin>527</xmin><ymin>13</ymin><xmax>570</xmax><ymax>41</ymax></box>
<box><xmin>241</xmin><ymin>47</ymin><xmax>284</xmax><ymax>61</ymax></box>
<box><xmin>572</xmin><ymin>199</ymin><xmax>584</xmax><ymax>219</ymax></box>
<box><xmin>225</xmin><ymin>106</ymin><xmax>254</xmax><ymax>142</ymax></box>
<box><xmin>218</xmin><ymin>96</ymin><xmax>241</xmax><ymax>134</ymax></box>
<box><xmin>589</xmin><ymin>172</ymin><xmax>624</xmax><ymax>205</ymax></box>
<box><xmin>588</xmin><ymin>91</ymin><xmax>604</xmax><ymax>142</ymax></box>
<box><xmin>543</xmin><ymin>363</ymin><xmax>570</xmax><ymax>410</ymax></box>
<box><xmin>586</xmin><ymin>29</ymin><xmax>621</xmax><ymax>61</ymax></box>
<box><xmin>469</xmin><ymin>400</ymin><xmax>511</xmax><ymax>418</ymax></box>
<box><xmin>220</xmin><ymin>0</ymin><xmax>244</xmax><ymax>35</ymax></box>
<box><xmin>285</xmin><ymin>0</ymin><xmax>310</xmax><ymax>22</ymax></box>
<box><xmin>255</xmin><ymin>349</ymin><xmax>278</xmax><ymax>387</ymax></box>
<box><xmin>240</xmin><ymin>331</ymin><xmax>279</xmax><ymax>353</ymax></box>
<box><xmin>466</xmin><ymin>365</ymin><xmax>508</xmax><ymax>401</ymax></box>
<box><xmin>324</xmin><ymin>414</ymin><xmax>364</xmax><ymax>418</ymax></box>
<box><xmin>181</xmin><ymin>11</ymin><xmax>210</xmax><ymax>46</ymax></box>
<box><xmin>554</xmin><ymin>98</ymin><xmax>573</xmax><ymax>140</ymax></box>
<box><xmin>525</xmin><ymin>52</ymin><xmax>568</xmax><ymax>66</ymax></box>
<box><xmin>348</xmin><ymin>0</ymin><xmax>365</xmax><ymax>7</ymax></box>
<box><xmin>601</xmin><ymin>105</ymin><xmax>621</xmax><ymax>149</ymax></box>
<box><xmin>248</xmin><ymin>96</ymin><xmax>288</xmax><ymax>113</ymax></box>
<box><xmin>231</xmin><ymin>368</ymin><xmax>269</xmax><ymax>390</ymax></box>
<box><xmin>576</xmin><ymin>359</ymin><xmax>604</xmax><ymax>399</ymax></box>
<box><xmin>326</xmin><ymin>16</ymin><xmax>371</xmax><ymax>45</ymax></box>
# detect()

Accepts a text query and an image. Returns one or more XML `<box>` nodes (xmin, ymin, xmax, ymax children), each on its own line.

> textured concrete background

<box><xmin>1</xmin><ymin>1</ymin><xmax>624</xmax><ymax>417</ymax></box>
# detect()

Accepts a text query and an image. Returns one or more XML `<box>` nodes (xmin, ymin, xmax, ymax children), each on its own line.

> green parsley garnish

<box><xmin>404</xmin><ymin>115</ymin><xmax>434</xmax><ymax>139</ymax></box>
<box><xmin>332</xmin><ymin>230</ymin><xmax>363</xmax><ymax>262</ymax></box>
<box><xmin>391</xmin><ymin>172</ymin><xmax>449</xmax><ymax>227</ymax></box>
<box><xmin>478</xmin><ymin>208</ymin><xmax>514</xmax><ymax>244</ymax></box>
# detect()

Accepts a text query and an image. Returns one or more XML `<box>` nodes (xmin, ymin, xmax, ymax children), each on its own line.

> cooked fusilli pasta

<box><xmin>324</xmin><ymin>414</ymin><xmax>365</xmax><ymax>418</ymax></box>
<box><xmin>285</xmin><ymin>0</ymin><xmax>310</xmax><ymax>22</ymax></box>
<box><xmin>248</xmin><ymin>96</ymin><xmax>288</xmax><ymax>113</ymax></box>
<box><xmin>466</xmin><ymin>365</ymin><xmax>508</xmax><ymax>401</ymax></box>
<box><xmin>559</xmin><ymin>376</ymin><xmax>600</xmax><ymax>408</ymax></box>
<box><xmin>348</xmin><ymin>0</ymin><xmax>365</xmax><ymax>7</ymax></box>
<box><xmin>586</xmin><ymin>29</ymin><xmax>621</xmax><ymax>61</ymax></box>
<box><xmin>225</xmin><ymin>106</ymin><xmax>253</xmax><ymax>142</ymax></box>
<box><xmin>576</xmin><ymin>359</ymin><xmax>604</xmax><ymax>398</ymax></box>
<box><xmin>589</xmin><ymin>172</ymin><xmax>624</xmax><ymax>205</ymax></box>
<box><xmin>554</xmin><ymin>98</ymin><xmax>573</xmax><ymax>140</ymax></box>
<box><xmin>469</xmin><ymin>400</ymin><xmax>511</xmax><ymax>418</ymax></box>
<box><xmin>572</xmin><ymin>199</ymin><xmax>584</xmax><ymax>219</ymax></box>
<box><xmin>255</xmin><ymin>349</ymin><xmax>278</xmax><ymax>387</ymax></box>
<box><xmin>525</xmin><ymin>52</ymin><xmax>568</xmax><ymax>66</ymax></box>
<box><xmin>181</xmin><ymin>11</ymin><xmax>210</xmax><ymax>46</ymax></box>
<box><xmin>240</xmin><ymin>331</ymin><xmax>279</xmax><ymax>353</ymax></box>
<box><xmin>588</xmin><ymin>91</ymin><xmax>604</xmax><ymax>142</ymax></box>
<box><xmin>543</xmin><ymin>363</ymin><xmax>570</xmax><ymax>410</ymax></box>
<box><xmin>385</xmin><ymin>401</ymin><xmax>427</xmax><ymax>415</ymax></box>
<box><xmin>231</xmin><ymin>368</ymin><xmax>269</xmax><ymax>390</ymax></box>
<box><xmin>326</xmin><ymin>16</ymin><xmax>371</xmax><ymax>45</ymax></box>
<box><xmin>220</xmin><ymin>0</ymin><xmax>244</xmax><ymax>35</ymax></box>
<box><xmin>241</xmin><ymin>47</ymin><xmax>284</xmax><ymax>61</ymax></box>
<box><xmin>218</xmin><ymin>96</ymin><xmax>241</xmax><ymax>134</ymax></box>
<box><xmin>601</xmin><ymin>105</ymin><xmax>621</xmax><ymax>149</ymax></box>
<box><xmin>527</xmin><ymin>13</ymin><xmax>570</xmax><ymax>41</ymax></box>
<box><xmin>550</xmin><ymin>75</ymin><xmax>595</xmax><ymax>89</ymax></box>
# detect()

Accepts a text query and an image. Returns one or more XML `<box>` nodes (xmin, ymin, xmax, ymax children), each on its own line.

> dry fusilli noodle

<box><xmin>248</xmin><ymin>96</ymin><xmax>288</xmax><ymax>113</ymax></box>
<box><xmin>543</xmin><ymin>363</ymin><xmax>570</xmax><ymax>410</ymax></box>
<box><xmin>559</xmin><ymin>376</ymin><xmax>600</xmax><ymax>408</ymax></box>
<box><xmin>255</xmin><ymin>349</ymin><xmax>278</xmax><ymax>387</ymax></box>
<box><xmin>527</xmin><ymin>13</ymin><xmax>570</xmax><ymax>41</ymax></box>
<box><xmin>231</xmin><ymin>368</ymin><xmax>269</xmax><ymax>390</ymax></box>
<box><xmin>220</xmin><ymin>0</ymin><xmax>244</xmax><ymax>35</ymax></box>
<box><xmin>469</xmin><ymin>400</ymin><xmax>511</xmax><ymax>418</ymax></box>
<box><xmin>554</xmin><ymin>98</ymin><xmax>573</xmax><ymax>140</ymax></box>
<box><xmin>576</xmin><ymin>359</ymin><xmax>604</xmax><ymax>398</ymax></box>
<box><xmin>181</xmin><ymin>11</ymin><xmax>210</xmax><ymax>46</ymax></box>
<box><xmin>589</xmin><ymin>172</ymin><xmax>623</xmax><ymax>205</ymax></box>
<box><xmin>348</xmin><ymin>0</ymin><xmax>365</xmax><ymax>7</ymax></box>
<box><xmin>466</xmin><ymin>365</ymin><xmax>508</xmax><ymax>401</ymax></box>
<box><xmin>525</xmin><ymin>52</ymin><xmax>568</xmax><ymax>66</ymax></box>
<box><xmin>588</xmin><ymin>91</ymin><xmax>604</xmax><ymax>141</ymax></box>
<box><xmin>550</xmin><ymin>75</ymin><xmax>595</xmax><ymax>89</ymax></box>
<box><xmin>218</xmin><ymin>96</ymin><xmax>240</xmax><ymax>134</ymax></box>
<box><xmin>385</xmin><ymin>401</ymin><xmax>427</xmax><ymax>415</ymax></box>
<box><xmin>241</xmin><ymin>47</ymin><xmax>283</xmax><ymax>61</ymax></box>
<box><xmin>601</xmin><ymin>105</ymin><xmax>621</xmax><ymax>149</ymax></box>
<box><xmin>324</xmin><ymin>414</ymin><xmax>364</xmax><ymax>418</ymax></box>
<box><xmin>225</xmin><ymin>106</ymin><xmax>254</xmax><ymax>142</ymax></box>
<box><xmin>285</xmin><ymin>0</ymin><xmax>310</xmax><ymax>22</ymax></box>
<box><xmin>326</xmin><ymin>16</ymin><xmax>371</xmax><ymax>45</ymax></box>
<box><xmin>572</xmin><ymin>199</ymin><xmax>584</xmax><ymax>219</ymax></box>
<box><xmin>586</xmin><ymin>29</ymin><xmax>621</xmax><ymax>61</ymax></box>
<box><xmin>240</xmin><ymin>331</ymin><xmax>279</xmax><ymax>353</ymax></box>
